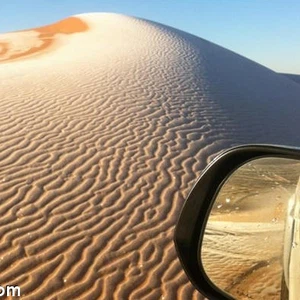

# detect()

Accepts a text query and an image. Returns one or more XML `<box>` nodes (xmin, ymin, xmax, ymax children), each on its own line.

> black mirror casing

<box><xmin>174</xmin><ymin>144</ymin><xmax>300</xmax><ymax>300</ymax></box>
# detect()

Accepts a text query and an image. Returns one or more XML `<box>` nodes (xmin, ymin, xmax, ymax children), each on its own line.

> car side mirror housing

<box><xmin>174</xmin><ymin>144</ymin><xmax>300</xmax><ymax>300</ymax></box>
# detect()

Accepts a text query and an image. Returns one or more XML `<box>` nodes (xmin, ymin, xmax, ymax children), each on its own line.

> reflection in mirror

<box><xmin>201</xmin><ymin>157</ymin><xmax>300</xmax><ymax>300</ymax></box>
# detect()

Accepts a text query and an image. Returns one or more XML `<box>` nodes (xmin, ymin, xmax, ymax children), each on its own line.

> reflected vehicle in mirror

<box><xmin>174</xmin><ymin>145</ymin><xmax>300</xmax><ymax>300</ymax></box>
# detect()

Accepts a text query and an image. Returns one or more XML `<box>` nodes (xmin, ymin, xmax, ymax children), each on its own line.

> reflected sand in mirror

<box><xmin>201</xmin><ymin>158</ymin><xmax>300</xmax><ymax>300</ymax></box>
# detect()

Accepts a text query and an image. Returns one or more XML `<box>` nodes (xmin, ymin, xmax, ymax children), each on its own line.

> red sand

<box><xmin>0</xmin><ymin>17</ymin><xmax>88</xmax><ymax>62</ymax></box>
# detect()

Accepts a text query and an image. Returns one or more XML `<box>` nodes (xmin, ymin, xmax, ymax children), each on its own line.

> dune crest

<box><xmin>0</xmin><ymin>17</ymin><xmax>88</xmax><ymax>62</ymax></box>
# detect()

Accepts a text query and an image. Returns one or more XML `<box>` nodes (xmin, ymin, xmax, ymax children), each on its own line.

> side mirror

<box><xmin>174</xmin><ymin>145</ymin><xmax>300</xmax><ymax>300</ymax></box>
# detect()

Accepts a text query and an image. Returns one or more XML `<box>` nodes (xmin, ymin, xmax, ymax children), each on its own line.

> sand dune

<box><xmin>280</xmin><ymin>73</ymin><xmax>300</xmax><ymax>85</ymax></box>
<box><xmin>0</xmin><ymin>13</ymin><xmax>300</xmax><ymax>299</ymax></box>
<box><xmin>203</xmin><ymin>222</ymin><xmax>284</xmax><ymax>300</ymax></box>
<box><xmin>0</xmin><ymin>17</ymin><xmax>88</xmax><ymax>62</ymax></box>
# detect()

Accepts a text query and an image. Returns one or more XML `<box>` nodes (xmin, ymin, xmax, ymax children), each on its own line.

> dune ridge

<box><xmin>0</xmin><ymin>13</ymin><xmax>300</xmax><ymax>299</ymax></box>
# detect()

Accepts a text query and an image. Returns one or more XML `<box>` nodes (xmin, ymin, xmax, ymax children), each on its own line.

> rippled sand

<box><xmin>0</xmin><ymin>13</ymin><xmax>300</xmax><ymax>300</ymax></box>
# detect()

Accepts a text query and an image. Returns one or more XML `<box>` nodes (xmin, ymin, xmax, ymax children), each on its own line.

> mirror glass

<box><xmin>201</xmin><ymin>157</ymin><xmax>300</xmax><ymax>300</ymax></box>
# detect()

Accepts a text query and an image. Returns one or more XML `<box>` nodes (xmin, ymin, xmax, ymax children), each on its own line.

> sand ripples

<box><xmin>0</xmin><ymin>13</ymin><xmax>300</xmax><ymax>299</ymax></box>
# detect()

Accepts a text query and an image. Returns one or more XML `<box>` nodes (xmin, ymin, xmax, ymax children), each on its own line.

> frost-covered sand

<box><xmin>0</xmin><ymin>13</ymin><xmax>300</xmax><ymax>299</ymax></box>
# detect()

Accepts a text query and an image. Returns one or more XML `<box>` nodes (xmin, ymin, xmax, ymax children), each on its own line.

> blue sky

<box><xmin>1</xmin><ymin>0</ymin><xmax>299</xmax><ymax>74</ymax></box>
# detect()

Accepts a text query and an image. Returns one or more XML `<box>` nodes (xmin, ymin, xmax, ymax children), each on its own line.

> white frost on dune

<box><xmin>0</xmin><ymin>13</ymin><xmax>300</xmax><ymax>300</ymax></box>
